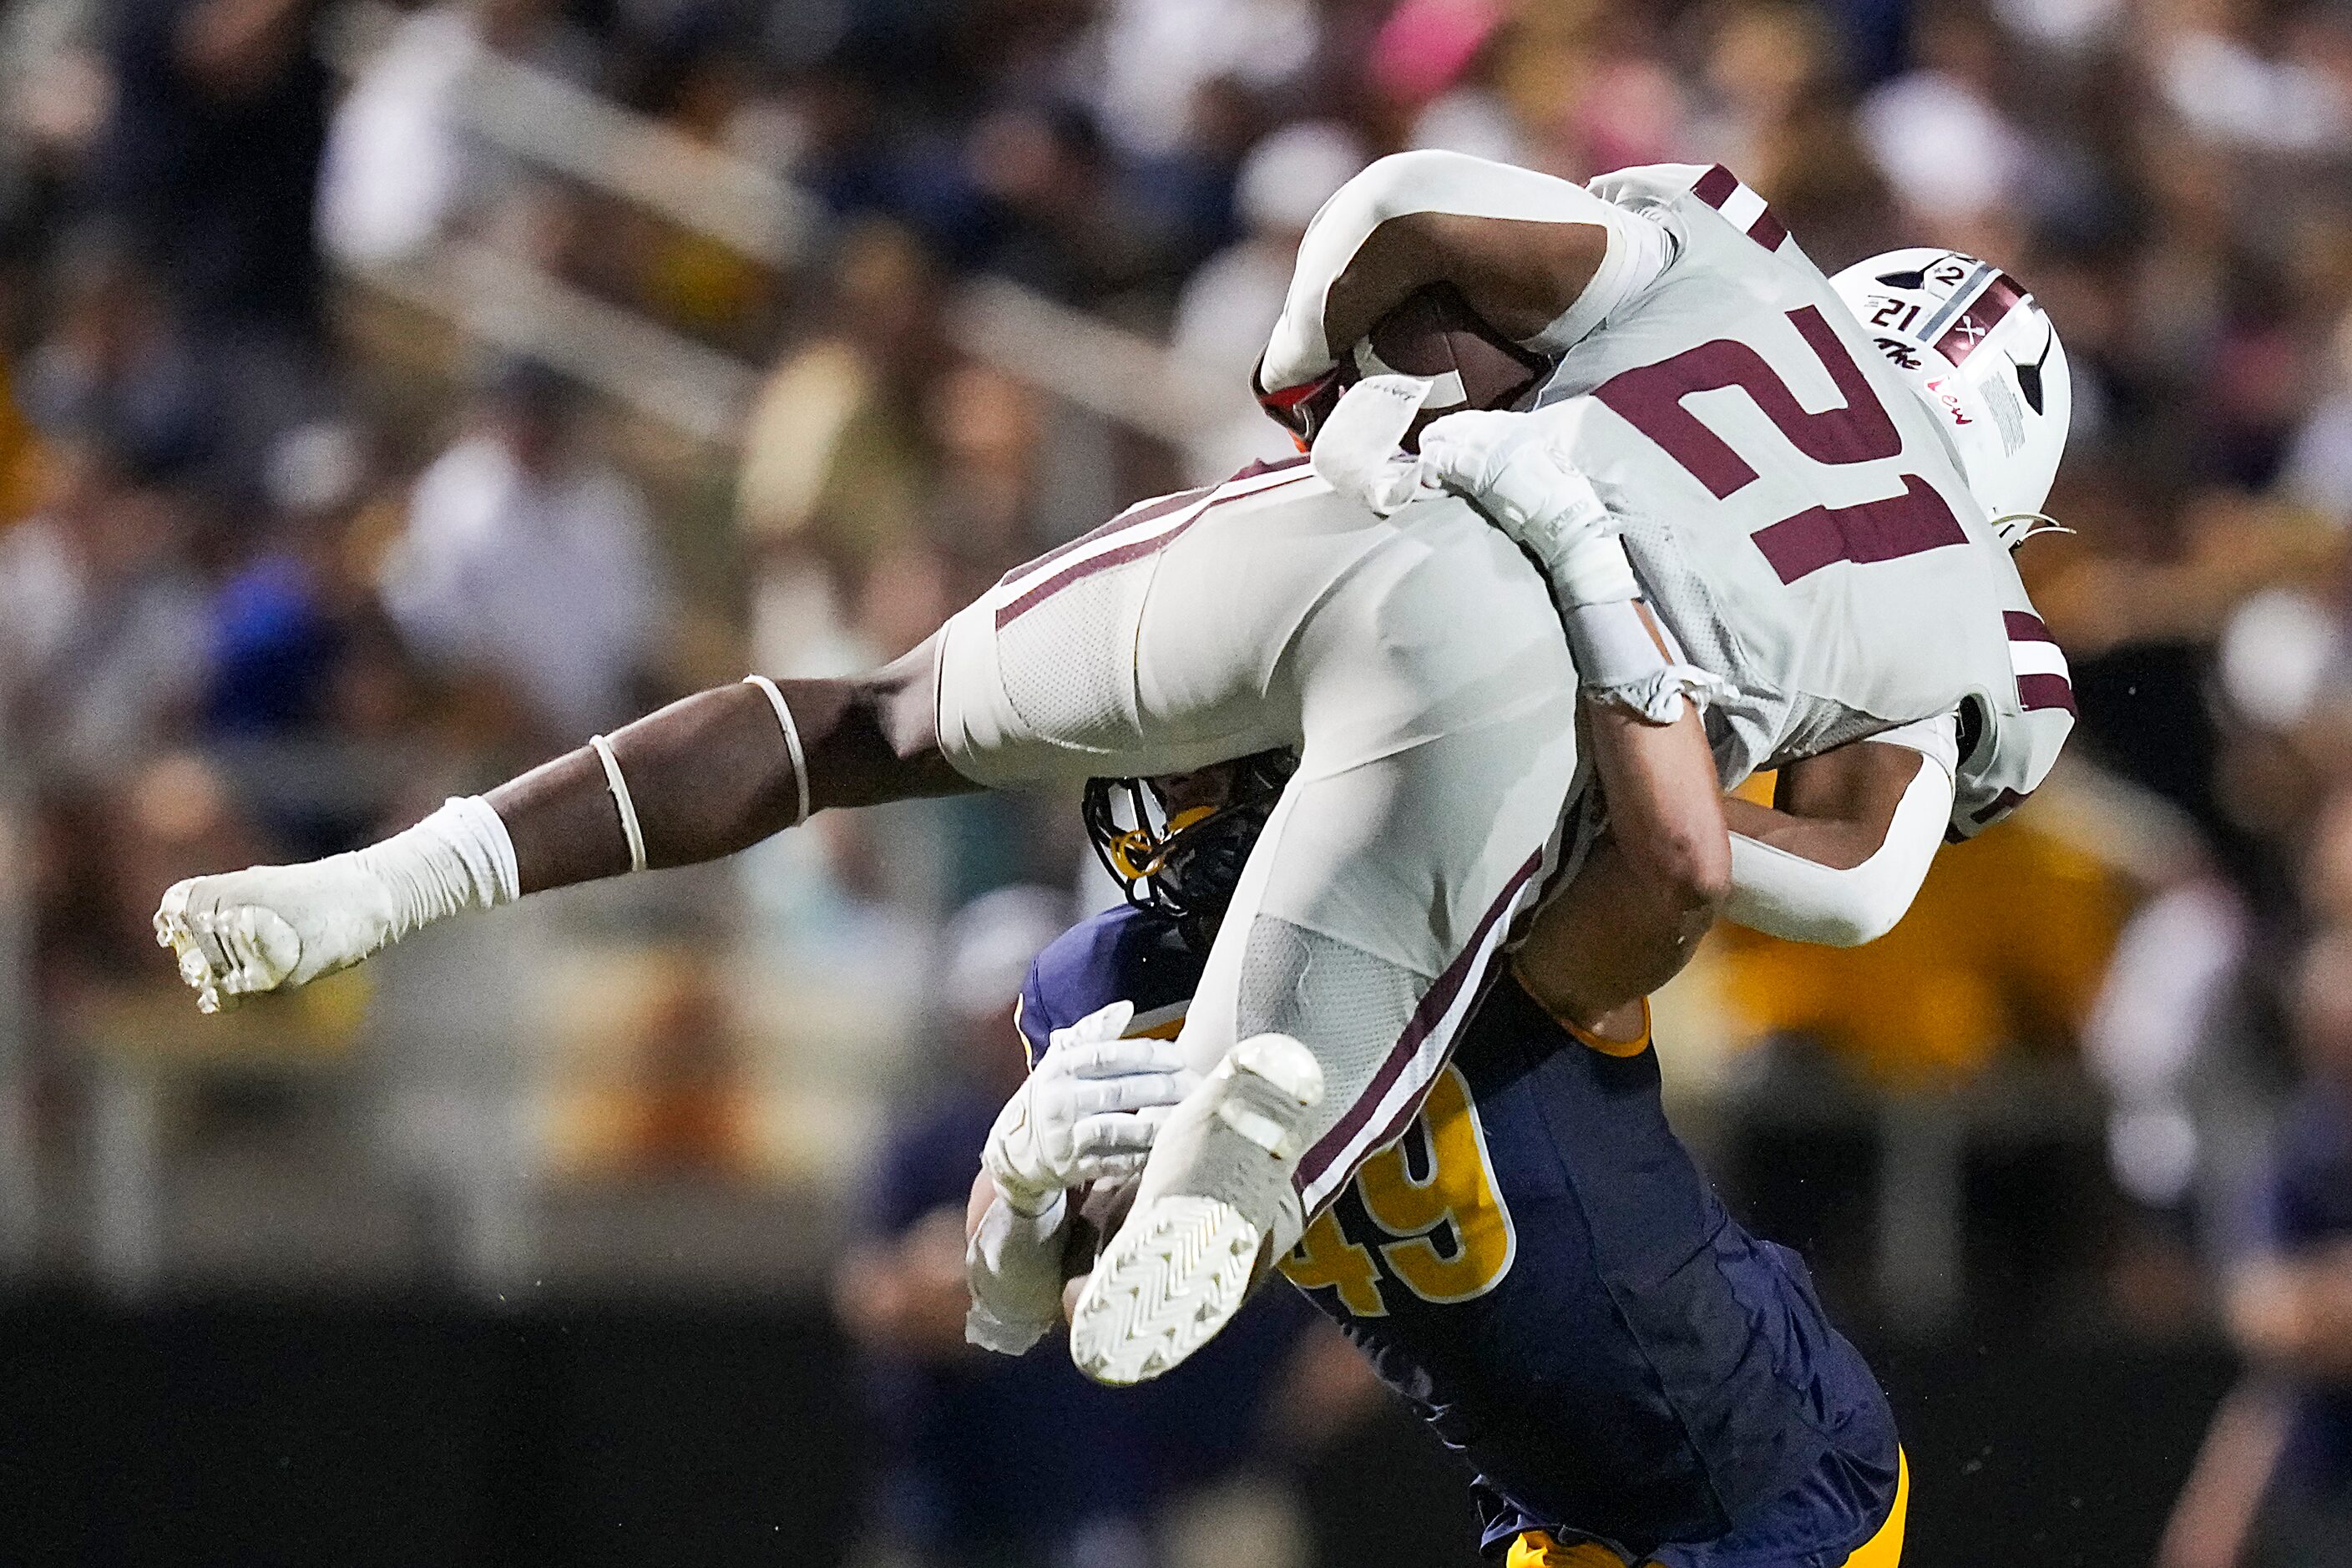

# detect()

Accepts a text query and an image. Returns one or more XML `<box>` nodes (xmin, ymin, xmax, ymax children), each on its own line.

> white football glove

<box><xmin>1420</xmin><ymin>408</ymin><xmax>1732</xmax><ymax>721</ymax></box>
<box><xmin>982</xmin><ymin>999</ymin><xmax>1201</xmax><ymax>1216</ymax></box>
<box><xmin>1309</xmin><ymin>373</ymin><xmax>1435</xmax><ymax>516</ymax></box>
<box><xmin>1417</xmin><ymin>408</ymin><xmax>1641</xmax><ymax>606</ymax></box>
<box><xmin>154</xmin><ymin>797</ymin><xmax>518</xmax><ymax>1014</ymax></box>
<box><xmin>965</xmin><ymin>1189</ymin><xmax>1070</xmax><ymax>1356</ymax></box>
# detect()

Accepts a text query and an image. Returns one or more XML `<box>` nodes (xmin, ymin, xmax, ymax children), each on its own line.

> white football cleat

<box><xmin>1068</xmin><ymin>1032</ymin><xmax>1323</xmax><ymax>1386</ymax></box>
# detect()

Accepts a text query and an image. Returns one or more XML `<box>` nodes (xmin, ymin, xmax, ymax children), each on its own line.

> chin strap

<box><xmin>1991</xmin><ymin>511</ymin><xmax>2071</xmax><ymax>551</ymax></box>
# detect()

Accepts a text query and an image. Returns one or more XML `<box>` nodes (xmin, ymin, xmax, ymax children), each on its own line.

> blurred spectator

<box><xmin>2148</xmin><ymin>0</ymin><xmax>2352</xmax><ymax>156</ymax></box>
<box><xmin>2160</xmin><ymin>928</ymin><xmax>2352</xmax><ymax>1568</ymax></box>
<box><xmin>0</xmin><ymin>434</ymin><xmax>208</xmax><ymax>779</ymax></box>
<box><xmin>17</xmin><ymin>228</ymin><xmax>215</xmax><ymax>482</ymax></box>
<box><xmin>316</xmin><ymin>0</ymin><xmax>594</xmax><ymax>268</ymax></box>
<box><xmin>92</xmin><ymin>0</ymin><xmax>328</xmax><ymax>335</ymax></box>
<box><xmin>89</xmin><ymin>0</ymin><xmax>336</xmax><ymax>473</ymax></box>
<box><xmin>968</xmin><ymin>100</ymin><xmax>1164</xmax><ymax>309</ymax></box>
<box><xmin>1858</xmin><ymin>0</ymin><xmax>2028</xmax><ymax>235</ymax></box>
<box><xmin>379</xmin><ymin>359</ymin><xmax>659</xmax><ymax>741</ymax></box>
<box><xmin>1079</xmin><ymin>0</ymin><xmax>1318</xmax><ymax>161</ymax></box>
<box><xmin>1171</xmin><ymin>120</ymin><xmax>1363</xmax><ymax>482</ymax></box>
<box><xmin>740</xmin><ymin>220</ymin><xmax>949</xmax><ymax>681</ymax></box>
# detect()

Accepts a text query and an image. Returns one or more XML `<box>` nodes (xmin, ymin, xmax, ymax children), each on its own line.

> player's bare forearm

<box><xmin>492</xmin><ymin>640</ymin><xmax>974</xmax><ymax>893</ymax></box>
<box><xmin>1515</xmin><ymin>836</ymin><xmax>1711</xmax><ymax>1036</ymax></box>
<box><xmin>1321</xmin><ymin>211</ymin><xmax>1608</xmax><ymax>362</ymax></box>
<box><xmin>1718</xmin><ymin>741</ymin><xmax>1924</xmax><ymax>871</ymax></box>
<box><xmin>1514</xmin><ymin>701</ymin><xmax>1728</xmax><ymax>1033</ymax></box>
<box><xmin>1582</xmin><ymin>701</ymin><xmax>1730</xmax><ymax>911</ymax></box>
<box><xmin>155</xmin><ymin>637</ymin><xmax>974</xmax><ymax>1012</ymax></box>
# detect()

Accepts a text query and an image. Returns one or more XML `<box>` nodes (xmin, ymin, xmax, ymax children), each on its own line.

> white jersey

<box><xmin>936</xmin><ymin>460</ymin><xmax>1582</xmax><ymax>1211</ymax></box>
<box><xmin>1531</xmin><ymin>163</ymin><xmax>2071</xmax><ymax>800</ymax></box>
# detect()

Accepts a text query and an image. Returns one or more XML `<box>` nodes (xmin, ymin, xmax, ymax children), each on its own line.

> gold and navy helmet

<box><xmin>1083</xmin><ymin>751</ymin><xmax>1297</xmax><ymax>934</ymax></box>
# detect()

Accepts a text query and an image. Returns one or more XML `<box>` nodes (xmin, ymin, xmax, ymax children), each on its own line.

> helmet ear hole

<box><xmin>1956</xmin><ymin>696</ymin><xmax>1989</xmax><ymax>766</ymax></box>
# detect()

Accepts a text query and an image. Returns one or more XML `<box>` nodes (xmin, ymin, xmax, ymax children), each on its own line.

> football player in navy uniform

<box><xmin>972</xmin><ymin>744</ymin><xmax>1906</xmax><ymax>1568</ymax></box>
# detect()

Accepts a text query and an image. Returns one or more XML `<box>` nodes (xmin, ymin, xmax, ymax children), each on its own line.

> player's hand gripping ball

<box><xmin>983</xmin><ymin>1000</ymin><xmax>1201</xmax><ymax>1216</ymax></box>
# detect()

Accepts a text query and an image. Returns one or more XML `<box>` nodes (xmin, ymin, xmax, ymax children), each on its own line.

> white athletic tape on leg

<box><xmin>742</xmin><ymin>674</ymin><xmax>812</xmax><ymax>827</ymax></box>
<box><xmin>588</xmin><ymin>734</ymin><xmax>648</xmax><ymax>873</ymax></box>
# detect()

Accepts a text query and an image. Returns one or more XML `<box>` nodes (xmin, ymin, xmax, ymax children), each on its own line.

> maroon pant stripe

<box><xmin>996</xmin><ymin>483</ymin><xmax>1215</xmax><ymax>591</ymax></box>
<box><xmin>1294</xmin><ymin>850</ymin><xmax>1544</xmax><ymax>1201</ymax></box>
<box><xmin>1692</xmin><ymin>164</ymin><xmax>1739</xmax><ymax>209</ymax></box>
<box><xmin>995</xmin><ymin>472</ymin><xmax>1315</xmax><ymax>628</ymax></box>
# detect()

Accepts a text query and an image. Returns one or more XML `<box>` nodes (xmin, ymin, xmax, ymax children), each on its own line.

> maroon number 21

<box><xmin>1593</xmin><ymin>305</ymin><xmax>1968</xmax><ymax>584</ymax></box>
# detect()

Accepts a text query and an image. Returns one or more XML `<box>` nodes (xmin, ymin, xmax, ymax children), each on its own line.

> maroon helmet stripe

<box><xmin>2004</xmin><ymin>609</ymin><xmax>2051</xmax><ymax>642</ymax></box>
<box><xmin>1746</xmin><ymin>207</ymin><xmax>1788</xmax><ymax>250</ymax></box>
<box><xmin>1692</xmin><ymin>164</ymin><xmax>1739</xmax><ymax>209</ymax></box>
<box><xmin>2016</xmin><ymin>672</ymin><xmax>2076</xmax><ymax>714</ymax></box>
<box><xmin>1934</xmin><ymin>273</ymin><xmax>2027</xmax><ymax>366</ymax></box>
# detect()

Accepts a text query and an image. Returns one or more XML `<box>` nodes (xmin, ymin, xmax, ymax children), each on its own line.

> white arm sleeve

<box><xmin>1723</xmin><ymin>714</ymin><xmax>1958</xmax><ymax>948</ymax></box>
<box><xmin>965</xmin><ymin>1189</ymin><xmax>1070</xmax><ymax>1356</ymax></box>
<box><xmin>1259</xmin><ymin>149</ymin><xmax>1673</xmax><ymax>392</ymax></box>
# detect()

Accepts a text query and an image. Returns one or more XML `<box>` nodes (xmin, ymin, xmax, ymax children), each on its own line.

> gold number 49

<box><xmin>1278</xmin><ymin>1065</ymin><xmax>1517</xmax><ymax>1316</ymax></box>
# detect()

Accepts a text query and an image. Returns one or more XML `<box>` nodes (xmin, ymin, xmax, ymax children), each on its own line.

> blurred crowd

<box><xmin>9</xmin><ymin>0</ymin><xmax>2352</xmax><ymax>1560</ymax></box>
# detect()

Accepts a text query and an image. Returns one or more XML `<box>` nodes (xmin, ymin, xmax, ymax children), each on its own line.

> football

<box><xmin>1356</xmin><ymin>283</ymin><xmax>1551</xmax><ymax>448</ymax></box>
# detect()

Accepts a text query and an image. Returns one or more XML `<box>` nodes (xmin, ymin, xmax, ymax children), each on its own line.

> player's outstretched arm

<box><xmin>155</xmin><ymin>640</ymin><xmax>974</xmax><ymax>1012</ymax></box>
<box><xmin>1258</xmin><ymin>150</ymin><xmax>1667</xmax><ymax>398</ymax></box>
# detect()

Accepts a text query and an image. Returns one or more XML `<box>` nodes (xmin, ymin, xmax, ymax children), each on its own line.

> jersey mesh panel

<box><xmin>1615</xmin><ymin>501</ymin><xmax>1789</xmax><ymax>781</ymax></box>
<box><xmin>1619</xmin><ymin>496</ymin><xmax>1907</xmax><ymax>774</ymax></box>
<box><xmin>999</xmin><ymin>564</ymin><xmax>1141</xmax><ymax>756</ymax></box>
<box><xmin>1236</xmin><ymin>914</ymin><xmax>1433</xmax><ymax>1152</ymax></box>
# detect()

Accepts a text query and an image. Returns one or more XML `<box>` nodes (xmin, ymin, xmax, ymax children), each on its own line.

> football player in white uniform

<box><xmin>1258</xmin><ymin>151</ymin><xmax>2076</xmax><ymax>951</ymax></box>
<box><xmin>153</xmin><ymin>445</ymin><xmax>1728</xmax><ymax>1383</ymax></box>
<box><xmin>156</xmin><ymin>151</ymin><xmax>2076</xmax><ymax>1392</ymax></box>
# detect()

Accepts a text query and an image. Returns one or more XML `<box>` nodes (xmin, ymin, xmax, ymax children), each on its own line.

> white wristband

<box><xmin>588</xmin><ymin>734</ymin><xmax>648</xmax><ymax>873</ymax></box>
<box><xmin>1566</xmin><ymin>599</ymin><xmax>1732</xmax><ymax>722</ymax></box>
<box><xmin>1545</xmin><ymin>529</ymin><xmax>1641</xmax><ymax>606</ymax></box>
<box><xmin>743</xmin><ymin>675</ymin><xmax>812</xmax><ymax>826</ymax></box>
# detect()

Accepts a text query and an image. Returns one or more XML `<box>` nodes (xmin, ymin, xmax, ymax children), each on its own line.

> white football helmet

<box><xmin>1829</xmin><ymin>248</ymin><xmax>2071</xmax><ymax>535</ymax></box>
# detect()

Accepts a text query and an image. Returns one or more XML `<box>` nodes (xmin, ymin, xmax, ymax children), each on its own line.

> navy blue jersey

<box><xmin>1021</xmin><ymin>906</ymin><xmax>1900</xmax><ymax>1565</ymax></box>
<box><xmin>2240</xmin><ymin>1092</ymin><xmax>2352</xmax><ymax>1493</ymax></box>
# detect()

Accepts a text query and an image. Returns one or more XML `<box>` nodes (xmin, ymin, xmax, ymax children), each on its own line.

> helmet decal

<box><xmin>2013</xmin><ymin>327</ymin><xmax>2054</xmax><ymax>414</ymax></box>
<box><xmin>1831</xmin><ymin>246</ymin><xmax>2071</xmax><ymax>525</ymax></box>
